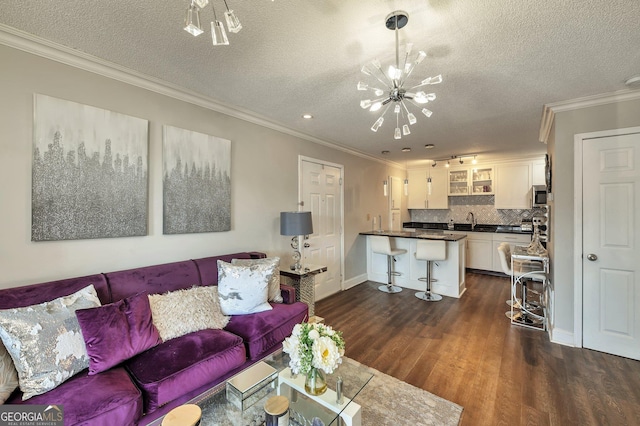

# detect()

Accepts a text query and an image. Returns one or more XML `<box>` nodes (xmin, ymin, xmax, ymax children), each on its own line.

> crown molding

<box><xmin>538</xmin><ymin>88</ymin><xmax>640</xmax><ymax>144</ymax></box>
<box><xmin>0</xmin><ymin>24</ymin><xmax>397</xmax><ymax>168</ymax></box>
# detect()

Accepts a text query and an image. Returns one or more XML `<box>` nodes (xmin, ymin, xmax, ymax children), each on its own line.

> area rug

<box><xmin>344</xmin><ymin>357</ymin><xmax>464</xmax><ymax>425</ymax></box>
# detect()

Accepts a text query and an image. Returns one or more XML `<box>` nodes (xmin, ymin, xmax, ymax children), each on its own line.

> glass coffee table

<box><xmin>152</xmin><ymin>349</ymin><xmax>373</xmax><ymax>426</ymax></box>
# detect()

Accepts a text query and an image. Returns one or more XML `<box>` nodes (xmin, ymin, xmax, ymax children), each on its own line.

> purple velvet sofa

<box><xmin>0</xmin><ymin>252</ymin><xmax>308</xmax><ymax>425</ymax></box>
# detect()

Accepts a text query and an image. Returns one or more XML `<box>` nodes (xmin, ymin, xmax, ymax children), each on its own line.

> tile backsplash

<box><xmin>410</xmin><ymin>195</ymin><xmax>546</xmax><ymax>225</ymax></box>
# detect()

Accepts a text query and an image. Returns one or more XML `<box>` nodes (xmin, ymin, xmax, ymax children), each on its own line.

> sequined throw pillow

<box><xmin>0</xmin><ymin>285</ymin><xmax>101</xmax><ymax>400</ymax></box>
<box><xmin>231</xmin><ymin>257</ymin><xmax>283</xmax><ymax>303</ymax></box>
<box><xmin>217</xmin><ymin>260</ymin><xmax>274</xmax><ymax>315</ymax></box>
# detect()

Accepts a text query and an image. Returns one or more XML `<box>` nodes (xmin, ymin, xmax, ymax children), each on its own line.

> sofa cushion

<box><xmin>0</xmin><ymin>274</ymin><xmax>110</xmax><ymax>308</ymax></box>
<box><xmin>148</xmin><ymin>286</ymin><xmax>229</xmax><ymax>341</ymax></box>
<box><xmin>6</xmin><ymin>367</ymin><xmax>142</xmax><ymax>426</ymax></box>
<box><xmin>105</xmin><ymin>260</ymin><xmax>201</xmax><ymax>302</ymax></box>
<box><xmin>76</xmin><ymin>292</ymin><xmax>162</xmax><ymax>375</ymax></box>
<box><xmin>225</xmin><ymin>301</ymin><xmax>308</xmax><ymax>360</ymax></box>
<box><xmin>0</xmin><ymin>285</ymin><xmax>101</xmax><ymax>400</ymax></box>
<box><xmin>125</xmin><ymin>328</ymin><xmax>246</xmax><ymax>412</ymax></box>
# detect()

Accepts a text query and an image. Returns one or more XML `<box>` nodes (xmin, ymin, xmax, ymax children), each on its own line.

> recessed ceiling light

<box><xmin>625</xmin><ymin>75</ymin><xmax>640</xmax><ymax>89</ymax></box>
<box><xmin>401</xmin><ymin>147</ymin><xmax>411</xmax><ymax>152</ymax></box>
<box><xmin>424</xmin><ymin>144</ymin><xmax>435</xmax><ymax>149</ymax></box>
<box><xmin>302</xmin><ymin>114</ymin><xmax>313</xmax><ymax>119</ymax></box>
<box><xmin>381</xmin><ymin>150</ymin><xmax>390</xmax><ymax>155</ymax></box>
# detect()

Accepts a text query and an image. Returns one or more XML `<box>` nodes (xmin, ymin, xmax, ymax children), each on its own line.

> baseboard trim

<box><xmin>343</xmin><ymin>274</ymin><xmax>367</xmax><ymax>290</ymax></box>
<box><xmin>549</xmin><ymin>325</ymin><xmax>576</xmax><ymax>347</ymax></box>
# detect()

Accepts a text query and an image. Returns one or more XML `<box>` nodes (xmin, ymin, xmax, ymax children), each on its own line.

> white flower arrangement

<box><xmin>282</xmin><ymin>322</ymin><xmax>345</xmax><ymax>375</ymax></box>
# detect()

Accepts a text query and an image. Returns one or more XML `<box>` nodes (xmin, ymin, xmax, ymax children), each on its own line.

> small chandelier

<box><xmin>184</xmin><ymin>0</ymin><xmax>242</xmax><ymax>46</ymax></box>
<box><xmin>358</xmin><ymin>11</ymin><xmax>442</xmax><ymax>140</ymax></box>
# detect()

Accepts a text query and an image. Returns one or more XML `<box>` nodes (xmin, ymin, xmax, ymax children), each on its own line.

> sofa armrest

<box><xmin>280</xmin><ymin>284</ymin><xmax>296</xmax><ymax>304</ymax></box>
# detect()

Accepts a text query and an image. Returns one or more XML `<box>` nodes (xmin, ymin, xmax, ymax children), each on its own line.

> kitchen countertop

<box><xmin>402</xmin><ymin>222</ymin><xmax>532</xmax><ymax>235</ymax></box>
<box><xmin>359</xmin><ymin>230</ymin><xmax>467</xmax><ymax>242</ymax></box>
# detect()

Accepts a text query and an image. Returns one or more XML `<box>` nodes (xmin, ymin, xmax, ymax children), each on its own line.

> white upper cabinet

<box><xmin>448</xmin><ymin>166</ymin><xmax>494</xmax><ymax>196</ymax></box>
<box><xmin>407</xmin><ymin>168</ymin><xmax>448</xmax><ymax>209</ymax></box>
<box><xmin>494</xmin><ymin>159</ymin><xmax>546</xmax><ymax>209</ymax></box>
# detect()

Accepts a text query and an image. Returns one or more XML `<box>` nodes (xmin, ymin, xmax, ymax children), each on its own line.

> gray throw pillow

<box><xmin>232</xmin><ymin>257</ymin><xmax>283</xmax><ymax>303</ymax></box>
<box><xmin>0</xmin><ymin>285</ymin><xmax>101</xmax><ymax>400</ymax></box>
<box><xmin>217</xmin><ymin>260</ymin><xmax>274</xmax><ymax>315</ymax></box>
<box><xmin>0</xmin><ymin>342</ymin><xmax>18</xmax><ymax>403</ymax></box>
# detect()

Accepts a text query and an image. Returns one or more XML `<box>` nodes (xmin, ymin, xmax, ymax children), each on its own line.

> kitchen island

<box><xmin>360</xmin><ymin>231</ymin><xmax>467</xmax><ymax>298</ymax></box>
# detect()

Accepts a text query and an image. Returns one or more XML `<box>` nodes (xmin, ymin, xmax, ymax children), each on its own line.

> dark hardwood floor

<box><xmin>315</xmin><ymin>272</ymin><xmax>640</xmax><ymax>425</ymax></box>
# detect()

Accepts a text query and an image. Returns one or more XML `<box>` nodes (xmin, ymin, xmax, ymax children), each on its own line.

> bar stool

<box><xmin>370</xmin><ymin>235</ymin><xmax>406</xmax><ymax>293</ymax></box>
<box><xmin>415</xmin><ymin>240</ymin><xmax>446</xmax><ymax>302</ymax></box>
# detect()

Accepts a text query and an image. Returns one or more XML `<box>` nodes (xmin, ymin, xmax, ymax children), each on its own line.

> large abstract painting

<box><xmin>32</xmin><ymin>94</ymin><xmax>149</xmax><ymax>241</ymax></box>
<box><xmin>163</xmin><ymin>125</ymin><xmax>231</xmax><ymax>234</ymax></box>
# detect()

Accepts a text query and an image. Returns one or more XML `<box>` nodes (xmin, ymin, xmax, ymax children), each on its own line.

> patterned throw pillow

<box><xmin>217</xmin><ymin>260</ymin><xmax>274</xmax><ymax>315</ymax></box>
<box><xmin>232</xmin><ymin>257</ymin><xmax>283</xmax><ymax>303</ymax></box>
<box><xmin>0</xmin><ymin>343</ymin><xmax>18</xmax><ymax>404</ymax></box>
<box><xmin>0</xmin><ymin>285</ymin><xmax>101</xmax><ymax>400</ymax></box>
<box><xmin>148</xmin><ymin>286</ymin><xmax>229</xmax><ymax>342</ymax></box>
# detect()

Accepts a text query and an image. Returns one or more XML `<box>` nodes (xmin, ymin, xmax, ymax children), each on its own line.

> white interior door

<box><xmin>301</xmin><ymin>158</ymin><xmax>343</xmax><ymax>301</ymax></box>
<box><xmin>582</xmin><ymin>132</ymin><xmax>640</xmax><ymax>360</ymax></box>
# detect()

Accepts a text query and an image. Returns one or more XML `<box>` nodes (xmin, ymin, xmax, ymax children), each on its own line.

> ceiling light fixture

<box><xmin>302</xmin><ymin>114</ymin><xmax>313</xmax><ymax>119</ymax></box>
<box><xmin>430</xmin><ymin>154</ymin><xmax>479</xmax><ymax>167</ymax></box>
<box><xmin>183</xmin><ymin>0</ymin><xmax>242</xmax><ymax>46</ymax></box>
<box><xmin>424</xmin><ymin>144</ymin><xmax>435</xmax><ymax>149</ymax></box>
<box><xmin>358</xmin><ymin>11</ymin><xmax>442</xmax><ymax>140</ymax></box>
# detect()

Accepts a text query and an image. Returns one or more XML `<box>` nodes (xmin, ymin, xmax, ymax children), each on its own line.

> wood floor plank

<box><xmin>316</xmin><ymin>272</ymin><xmax>640</xmax><ymax>425</ymax></box>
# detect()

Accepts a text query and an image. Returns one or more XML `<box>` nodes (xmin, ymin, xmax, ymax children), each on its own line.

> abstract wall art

<box><xmin>32</xmin><ymin>94</ymin><xmax>149</xmax><ymax>241</ymax></box>
<box><xmin>162</xmin><ymin>125</ymin><xmax>231</xmax><ymax>234</ymax></box>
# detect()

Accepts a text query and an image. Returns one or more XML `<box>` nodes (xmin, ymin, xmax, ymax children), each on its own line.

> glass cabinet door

<box><xmin>471</xmin><ymin>167</ymin><xmax>493</xmax><ymax>194</ymax></box>
<box><xmin>448</xmin><ymin>169</ymin><xmax>469</xmax><ymax>195</ymax></box>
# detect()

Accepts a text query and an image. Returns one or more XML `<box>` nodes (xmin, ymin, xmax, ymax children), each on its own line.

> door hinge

<box><xmin>339</xmin><ymin>178</ymin><xmax>343</xmax><ymax>185</ymax></box>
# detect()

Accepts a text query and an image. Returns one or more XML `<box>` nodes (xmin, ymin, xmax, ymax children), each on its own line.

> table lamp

<box><xmin>280</xmin><ymin>211</ymin><xmax>313</xmax><ymax>271</ymax></box>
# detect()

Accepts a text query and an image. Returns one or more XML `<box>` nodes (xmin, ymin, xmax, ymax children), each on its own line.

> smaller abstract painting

<box><xmin>163</xmin><ymin>125</ymin><xmax>231</xmax><ymax>234</ymax></box>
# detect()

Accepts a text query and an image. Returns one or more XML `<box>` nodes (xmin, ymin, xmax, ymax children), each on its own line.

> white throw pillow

<box><xmin>148</xmin><ymin>286</ymin><xmax>229</xmax><ymax>342</ymax></box>
<box><xmin>232</xmin><ymin>257</ymin><xmax>283</xmax><ymax>303</ymax></box>
<box><xmin>0</xmin><ymin>342</ymin><xmax>18</xmax><ymax>404</ymax></box>
<box><xmin>0</xmin><ymin>285</ymin><xmax>101</xmax><ymax>400</ymax></box>
<box><xmin>217</xmin><ymin>260</ymin><xmax>274</xmax><ymax>315</ymax></box>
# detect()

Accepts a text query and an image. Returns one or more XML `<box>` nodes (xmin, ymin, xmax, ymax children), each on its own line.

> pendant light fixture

<box><xmin>182</xmin><ymin>0</ymin><xmax>242</xmax><ymax>46</ymax></box>
<box><xmin>358</xmin><ymin>11</ymin><xmax>442</xmax><ymax>139</ymax></box>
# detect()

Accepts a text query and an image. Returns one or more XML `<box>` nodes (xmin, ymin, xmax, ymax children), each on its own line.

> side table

<box><xmin>280</xmin><ymin>265</ymin><xmax>327</xmax><ymax>318</ymax></box>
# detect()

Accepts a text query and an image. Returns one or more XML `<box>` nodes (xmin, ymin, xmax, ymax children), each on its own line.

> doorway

<box><xmin>576</xmin><ymin>127</ymin><xmax>640</xmax><ymax>360</ymax></box>
<box><xmin>299</xmin><ymin>157</ymin><xmax>344</xmax><ymax>301</ymax></box>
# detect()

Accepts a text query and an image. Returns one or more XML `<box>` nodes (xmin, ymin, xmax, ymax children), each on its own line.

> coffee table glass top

<box><xmin>153</xmin><ymin>349</ymin><xmax>373</xmax><ymax>426</ymax></box>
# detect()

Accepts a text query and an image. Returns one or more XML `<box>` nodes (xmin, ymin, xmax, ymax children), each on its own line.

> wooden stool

<box><xmin>162</xmin><ymin>404</ymin><xmax>201</xmax><ymax>426</ymax></box>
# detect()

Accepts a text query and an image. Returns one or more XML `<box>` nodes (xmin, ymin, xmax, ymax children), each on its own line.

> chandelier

<box><xmin>358</xmin><ymin>11</ymin><xmax>442</xmax><ymax>140</ymax></box>
<box><xmin>184</xmin><ymin>0</ymin><xmax>242</xmax><ymax>46</ymax></box>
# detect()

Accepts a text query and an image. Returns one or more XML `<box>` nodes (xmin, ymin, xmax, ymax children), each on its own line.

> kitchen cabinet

<box><xmin>407</xmin><ymin>168</ymin><xmax>448</xmax><ymax>209</ymax></box>
<box><xmin>448</xmin><ymin>166</ymin><xmax>494</xmax><ymax>196</ymax></box>
<box><xmin>465</xmin><ymin>232</ymin><xmax>493</xmax><ymax>270</ymax></box>
<box><xmin>495</xmin><ymin>160</ymin><xmax>546</xmax><ymax>209</ymax></box>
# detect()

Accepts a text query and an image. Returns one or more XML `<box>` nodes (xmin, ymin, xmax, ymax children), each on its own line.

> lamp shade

<box><xmin>280</xmin><ymin>211</ymin><xmax>313</xmax><ymax>236</ymax></box>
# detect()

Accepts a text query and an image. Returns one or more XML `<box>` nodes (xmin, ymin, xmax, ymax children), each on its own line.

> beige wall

<box><xmin>0</xmin><ymin>44</ymin><xmax>406</xmax><ymax>290</ymax></box>
<box><xmin>551</xmin><ymin>97</ymin><xmax>640</xmax><ymax>335</ymax></box>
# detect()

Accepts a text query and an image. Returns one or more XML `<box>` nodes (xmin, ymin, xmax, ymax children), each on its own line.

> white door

<box><xmin>301</xmin><ymin>159</ymin><xmax>343</xmax><ymax>301</ymax></box>
<box><xmin>583</xmin><ymin>132</ymin><xmax>640</xmax><ymax>360</ymax></box>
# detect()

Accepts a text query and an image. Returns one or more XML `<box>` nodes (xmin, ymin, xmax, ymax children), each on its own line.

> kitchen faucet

<box><xmin>466</xmin><ymin>212</ymin><xmax>476</xmax><ymax>230</ymax></box>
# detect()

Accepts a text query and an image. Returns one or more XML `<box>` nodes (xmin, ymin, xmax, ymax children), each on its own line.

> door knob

<box><xmin>587</xmin><ymin>253</ymin><xmax>598</xmax><ymax>261</ymax></box>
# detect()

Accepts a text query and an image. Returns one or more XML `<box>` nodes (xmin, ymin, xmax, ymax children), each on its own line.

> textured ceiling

<box><xmin>1</xmin><ymin>0</ymin><xmax>639</xmax><ymax>167</ymax></box>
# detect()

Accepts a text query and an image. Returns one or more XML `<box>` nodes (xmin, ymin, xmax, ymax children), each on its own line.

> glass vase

<box><xmin>304</xmin><ymin>367</ymin><xmax>327</xmax><ymax>395</ymax></box>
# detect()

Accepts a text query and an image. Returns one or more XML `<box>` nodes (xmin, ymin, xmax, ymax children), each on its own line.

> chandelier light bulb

<box><xmin>427</xmin><ymin>93</ymin><xmax>437</xmax><ymax>101</ymax></box>
<box><xmin>402</xmin><ymin>124</ymin><xmax>410</xmax><ymax>135</ymax></box>
<box><xmin>184</xmin><ymin>4</ymin><xmax>204</xmax><ymax>36</ymax></box>
<box><xmin>407</xmin><ymin>113</ymin><xmax>417</xmax><ymax>125</ymax></box>
<box><xmin>211</xmin><ymin>20</ymin><xmax>229</xmax><ymax>45</ymax></box>
<box><xmin>361</xmin><ymin>65</ymin><xmax>372</xmax><ymax>76</ymax></box>
<box><xmin>394</xmin><ymin>104</ymin><xmax>401</xmax><ymax>114</ymax></box>
<box><xmin>394</xmin><ymin>128</ymin><xmax>402</xmax><ymax>139</ymax></box>
<box><xmin>357</xmin><ymin>81</ymin><xmax>368</xmax><ymax>91</ymax></box>
<box><xmin>374</xmin><ymin>89</ymin><xmax>385</xmax><ymax>96</ymax></box>
<box><xmin>415</xmin><ymin>51</ymin><xmax>427</xmax><ymax>64</ymax></box>
<box><xmin>194</xmin><ymin>0</ymin><xmax>209</xmax><ymax>8</ymax></box>
<box><xmin>224</xmin><ymin>9</ymin><xmax>242</xmax><ymax>33</ymax></box>
<box><xmin>360</xmin><ymin>99</ymin><xmax>372</xmax><ymax>109</ymax></box>
<box><xmin>414</xmin><ymin>91</ymin><xmax>428</xmax><ymax>103</ymax></box>
<box><xmin>422</xmin><ymin>108</ymin><xmax>433</xmax><ymax>117</ymax></box>
<box><xmin>430</xmin><ymin>74</ymin><xmax>443</xmax><ymax>84</ymax></box>
<box><xmin>371</xmin><ymin>117</ymin><xmax>384</xmax><ymax>132</ymax></box>
<box><xmin>370</xmin><ymin>102</ymin><xmax>383</xmax><ymax>112</ymax></box>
